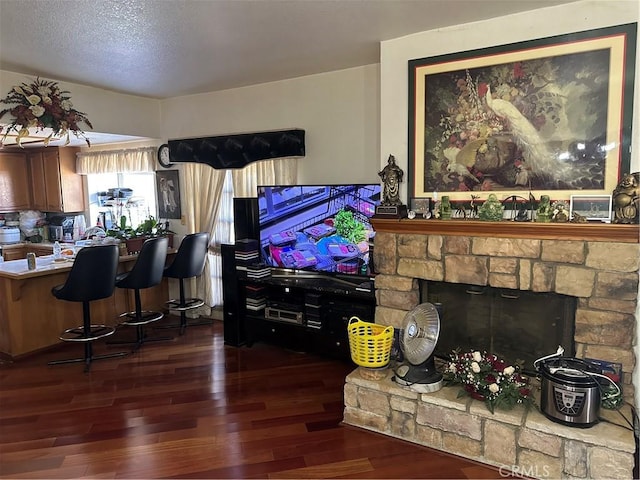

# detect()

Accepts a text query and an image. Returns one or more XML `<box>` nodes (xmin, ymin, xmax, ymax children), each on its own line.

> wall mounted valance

<box><xmin>76</xmin><ymin>146</ymin><xmax>156</xmax><ymax>174</ymax></box>
<box><xmin>168</xmin><ymin>129</ymin><xmax>305</xmax><ymax>169</ymax></box>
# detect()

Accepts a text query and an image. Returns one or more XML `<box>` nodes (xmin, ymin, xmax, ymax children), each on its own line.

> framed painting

<box><xmin>408</xmin><ymin>23</ymin><xmax>637</xmax><ymax>202</ymax></box>
<box><xmin>569</xmin><ymin>194</ymin><xmax>612</xmax><ymax>222</ymax></box>
<box><xmin>156</xmin><ymin>169</ymin><xmax>182</xmax><ymax>220</ymax></box>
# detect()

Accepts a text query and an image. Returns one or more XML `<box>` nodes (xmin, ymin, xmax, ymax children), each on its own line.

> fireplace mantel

<box><xmin>371</xmin><ymin>218</ymin><xmax>639</xmax><ymax>243</ymax></box>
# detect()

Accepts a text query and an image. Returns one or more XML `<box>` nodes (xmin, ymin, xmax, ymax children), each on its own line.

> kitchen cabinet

<box><xmin>0</xmin><ymin>244</ymin><xmax>52</xmax><ymax>261</ymax></box>
<box><xmin>27</xmin><ymin>151</ymin><xmax>47</xmax><ymax>211</ymax></box>
<box><xmin>28</xmin><ymin>147</ymin><xmax>86</xmax><ymax>213</ymax></box>
<box><xmin>2</xmin><ymin>246</ymin><xmax>26</xmax><ymax>261</ymax></box>
<box><xmin>0</xmin><ymin>152</ymin><xmax>30</xmax><ymax>212</ymax></box>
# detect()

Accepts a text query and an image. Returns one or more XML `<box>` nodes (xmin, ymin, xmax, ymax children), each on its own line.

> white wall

<box><xmin>159</xmin><ymin>65</ymin><xmax>381</xmax><ymax>185</ymax></box>
<box><xmin>379</xmin><ymin>0</ymin><xmax>640</xmax><ymax>408</ymax></box>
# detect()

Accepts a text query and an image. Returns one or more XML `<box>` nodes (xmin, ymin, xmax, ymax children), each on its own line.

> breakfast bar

<box><xmin>0</xmin><ymin>250</ymin><xmax>173</xmax><ymax>359</ymax></box>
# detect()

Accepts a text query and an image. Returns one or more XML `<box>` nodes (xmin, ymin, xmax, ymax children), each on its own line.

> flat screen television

<box><xmin>257</xmin><ymin>184</ymin><xmax>381</xmax><ymax>282</ymax></box>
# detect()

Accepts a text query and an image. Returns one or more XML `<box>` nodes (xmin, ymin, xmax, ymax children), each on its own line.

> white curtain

<box><xmin>76</xmin><ymin>147</ymin><xmax>156</xmax><ymax>174</ymax></box>
<box><xmin>180</xmin><ymin>157</ymin><xmax>298</xmax><ymax>307</ymax></box>
<box><xmin>204</xmin><ymin>157</ymin><xmax>299</xmax><ymax>306</ymax></box>
<box><xmin>182</xmin><ymin>163</ymin><xmax>226</xmax><ymax>306</ymax></box>
<box><xmin>231</xmin><ymin>157</ymin><xmax>298</xmax><ymax>197</ymax></box>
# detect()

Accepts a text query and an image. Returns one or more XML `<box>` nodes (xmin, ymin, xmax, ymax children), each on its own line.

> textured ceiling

<box><xmin>0</xmin><ymin>0</ymin><xmax>577</xmax><ymax>100</ymax></box>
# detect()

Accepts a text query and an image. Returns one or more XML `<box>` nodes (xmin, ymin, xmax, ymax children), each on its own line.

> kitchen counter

<box><xmin>0</xmin><ymin>249</ymin><xmax>157</xmax><ymax>280</ymax></box>
<box><xmin>0</xmin><ymin>248</ymin><xmax>176</xmax><ymax>359</ymax></box>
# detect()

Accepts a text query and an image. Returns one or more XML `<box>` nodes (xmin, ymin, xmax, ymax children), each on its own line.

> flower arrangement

<box><xmin>0</xmin><ymin>77</ymin><xmax>92</xmax><ymax>147</ymax></box>
<box><xmin>443</xmin><ymin>349</ymin><xmax>534</xmax><ymax>413</ymax></box>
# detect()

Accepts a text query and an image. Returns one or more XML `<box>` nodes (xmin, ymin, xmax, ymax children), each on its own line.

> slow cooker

<box><xmin>0</xmin><ymin>226</ymin><xmax>20</xmax><ymax>244</ymax></box>
<box><xmin>539</xmin><ymin>358</ymin><xmax>601</xmax><ymax>428</ymax></box>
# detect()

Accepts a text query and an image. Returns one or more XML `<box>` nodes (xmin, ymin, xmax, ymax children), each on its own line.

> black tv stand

<box><xmin>222</xmin><ymin>247</ymin><xmax>376</xmax><ymax>360</ymax></box>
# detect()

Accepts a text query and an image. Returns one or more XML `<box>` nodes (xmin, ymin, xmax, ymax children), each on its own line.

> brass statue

<box><xmin>612</xmin><ymin>172</ymin><xmax>639</xmax><ymax>224</ymax></box>
<box><xmin>378</xmin><ymin>155</ymin><xmax>403</xmax><ymax>206</ymax></box>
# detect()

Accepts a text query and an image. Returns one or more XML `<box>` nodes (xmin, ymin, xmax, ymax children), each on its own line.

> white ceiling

<box><xmin>0</xmin><ymin>0</ymin><xmax>577</xmax><ymax>100</ymax></box>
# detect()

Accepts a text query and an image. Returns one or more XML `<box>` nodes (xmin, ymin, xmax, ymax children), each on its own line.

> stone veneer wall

<box><xmin>372</xmin><ymin>233</ymin><xmax>639</xmax><ymax>401</ymax></box>
<box><xmin>343</xmin><ymin>368</ymin><xmax>636</xmax><ymax>479</ymax></box>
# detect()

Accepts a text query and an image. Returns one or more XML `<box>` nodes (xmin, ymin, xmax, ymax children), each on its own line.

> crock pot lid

<box><xmin>540</xmin><ymin>358</ymin><xmax>600</xmax><ymax>385</ymax></box>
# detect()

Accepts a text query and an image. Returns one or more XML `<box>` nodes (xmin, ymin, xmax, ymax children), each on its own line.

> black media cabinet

<box><xmin>222</xmin><ymin>243</ymin><xmax>376</xmax><ymax>360</ymax></box>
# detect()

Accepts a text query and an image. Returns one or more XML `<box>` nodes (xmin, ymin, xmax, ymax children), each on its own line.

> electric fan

<box><xmin>393</xmin><ymin>303</ymin><xmax>443</xmax><ymax>393</ymax></box>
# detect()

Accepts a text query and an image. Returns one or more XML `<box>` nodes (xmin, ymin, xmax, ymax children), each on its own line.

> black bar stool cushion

<box><xmin>164</xmin><ymin>232</ymin><xmax>209</xmax><ymax>280</ymax></box>
<box><xmin>160</xmin><ymin>232</ymin><xmax>210</xmax><ymax>334</ymax></box>
<box><xmin>111</xmin><ymin>236</ymin><xmax>171</xmax><ymax>350</ymax></box>
<box><xmin>116</xmin><ymin>236</ymin><xmax>169</xmax><ymax>290</ymax></box>
<box><xmin>49</xmin><ymin>244</ymin><xmax>128</xmax><ymax>371</ymax></box>
<box><xmin>52</xmin><ymin>244</ymin><xmax>119</xmax><ymax>302</ymax></box>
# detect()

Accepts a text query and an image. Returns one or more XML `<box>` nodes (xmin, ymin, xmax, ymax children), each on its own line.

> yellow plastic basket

<box><xmin>347</xmin><ymin>316</ymin><xmax>394</xmax><ymax>368</ymax></box>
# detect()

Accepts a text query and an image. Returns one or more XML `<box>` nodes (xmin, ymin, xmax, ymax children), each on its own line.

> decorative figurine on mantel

<box><xmin>477</xmin><ymin>193</ymin><xmax>504</xmax><ymax>221</ymax></box>
<box><xmin>551</xmin><ymin>200</ymin><xmax>569</xmax><ymax>223</ymax></box>
<box><xmin>376</xmin><ymin>154</ymin><xmax>408</xmax><ymax>218</ymax></box>
<box><xmin>536</xmin><ymin>195</ymin><xmax>552</xmax><ymax>223</ymax></box>
<box><xmin>439</xmin><ymin>196</ymin><xmax>452</xmax><ymax>220</ymax></box>
<box><xmin>612</xmin><ymin>172</ymin><xmax>639</xmax><ymax>224</ymax></box>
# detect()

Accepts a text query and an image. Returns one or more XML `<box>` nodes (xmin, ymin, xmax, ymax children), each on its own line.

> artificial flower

<box><xmin>0</xmin><ymin>77</ymin><xmax>92</xmax><ymax>147</ymax></box>
<box><xmin>443</xmin><ymin>349</ymin><xmax>534</xmax><ymax>414</ymax></box>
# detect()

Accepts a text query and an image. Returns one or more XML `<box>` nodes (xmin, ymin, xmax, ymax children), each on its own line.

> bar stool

<box><xmin>112</xmin><ymin>236</ymin><xmax>170</xmax><ymax>351</ymax></box>
<box><xmin>48</xmin><ymin>244</ymin><xmax>128</xmax><ymax>372</ymax></box>
<box><xmin>161</xmin><ymin>232</ymin><xmax>210</xmax><ymax>335</ymax></box>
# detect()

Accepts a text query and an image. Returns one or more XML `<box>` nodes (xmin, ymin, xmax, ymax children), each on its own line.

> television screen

<box><xmin>257</xmin><ymin>184</ymin><xmax>381</xmax><ymax>277</ymax></box>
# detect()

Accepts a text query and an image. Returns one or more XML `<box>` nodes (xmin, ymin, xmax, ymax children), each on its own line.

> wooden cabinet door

<box><xmin>27</xmin><ymin>151</ymin><xmax>48</xmax><ymax>211</ymax></box>
<box><xmin>0</xmin><ymin>152</ymin><xmax>30</xmax><ymax>211</ymax></box>
<box><xmin>56</xmin><ymin>147</ymin><xmax>85</xmax><ymax>213</ymax></box>
<box><xmin>2</xmin><ymin>247</ymin><xmax>26</xmax><ymax>261</ymax></box>
<box><xmin>42</xmin><ymin>149</ymin><xmax>64</xmax><ymax>212</ymax></box>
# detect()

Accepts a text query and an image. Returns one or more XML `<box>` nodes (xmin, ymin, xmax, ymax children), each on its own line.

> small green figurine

<box><xmin>439</xmin><ymin>196</ymin><xmax>452</xmax><ymax>220</ymax></box>
<box><xmin>478</xmin><ymin>193</ymin><xmax>504</xmax><ymax>221</ymax></box>
<box><xmin>536</xmin><ymin>195</ymin><xmax>552</xmax><ymax>223</ymax></box>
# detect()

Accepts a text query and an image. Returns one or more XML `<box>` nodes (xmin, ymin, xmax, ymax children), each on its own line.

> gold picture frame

<box><xmin>408</xmin><ymin>23</ymin><xmax>636</xmax><ymax>202</ymax></box>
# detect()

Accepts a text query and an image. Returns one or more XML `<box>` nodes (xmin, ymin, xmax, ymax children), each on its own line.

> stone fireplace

<box><xmin>343</xmin><ymin>219</ymin><xmax>639</xmax><ymax>478</ymax></box>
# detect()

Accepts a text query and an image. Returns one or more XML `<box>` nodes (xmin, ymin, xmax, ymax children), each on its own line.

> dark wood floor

<box><xmin>0</xmin><ymin>317</ymin><xmax>504</xmax><ymax>479</ymax></box>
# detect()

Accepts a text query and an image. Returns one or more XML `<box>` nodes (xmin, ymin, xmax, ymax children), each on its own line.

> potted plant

<box><xmin>106</xmin><ymin>215</ymin><xmax>136</xmax><ymax>241</ymax></box>
<box><xmin>107</xmin><ymin>215</ymin><xmax>174</xmax><ymax>254</ymax></box>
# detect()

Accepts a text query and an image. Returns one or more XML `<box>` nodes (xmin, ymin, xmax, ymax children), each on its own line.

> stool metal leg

<box><xmin>155</xmin><ymin>278</ymin><xmax>209</xmax><ymax>335</ymax></box>
<box><xmin>48</xmin><ymin>301</ymin><xmax>129</xmax><ymax>372</ymax></box>
<box><xmin>108</xmin><ymin>289</ymin><xmax>173</xmax><ymax>350</ymax></box>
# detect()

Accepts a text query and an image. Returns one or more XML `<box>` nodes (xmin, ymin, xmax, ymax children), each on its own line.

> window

<box><xmin>86</xmin><ymin>172</ymin><xmax>157</xmax><ymax>230</ymax></box>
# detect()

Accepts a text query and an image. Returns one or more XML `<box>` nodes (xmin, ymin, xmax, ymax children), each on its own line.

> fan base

<box><xmin>393</xmin><ymin>376</ymin><xmax>443</xmax><ymax>394</ymax></box>
<box><xmin>392</xmin><ymin>364</ymin><xmax>443</xmax><ymax>393</ymax></box>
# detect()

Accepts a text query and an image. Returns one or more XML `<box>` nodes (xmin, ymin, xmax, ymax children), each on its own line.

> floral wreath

<box><xmin>0</xmin><ymin>77</ymin><xmax>92</xmax><ymax>147</ymax></box>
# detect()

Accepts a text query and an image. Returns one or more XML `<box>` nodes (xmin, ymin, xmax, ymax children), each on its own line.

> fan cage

<box><xmin>347</xmin><ymin>317</ymin><xmax>394</xmax><ymax>368</ymax></box>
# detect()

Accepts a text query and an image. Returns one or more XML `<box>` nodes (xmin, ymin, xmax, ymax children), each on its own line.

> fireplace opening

<box><xmin>421</xmin><ymin>281</ymin><xmax>576</xmax><ymax>373</ymax></box>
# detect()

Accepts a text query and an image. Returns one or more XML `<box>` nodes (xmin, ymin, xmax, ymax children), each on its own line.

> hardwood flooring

<box><xmin>0</xmin><ymin>317</ymin><xmax>504</xmax><ymax>479</ymax></box>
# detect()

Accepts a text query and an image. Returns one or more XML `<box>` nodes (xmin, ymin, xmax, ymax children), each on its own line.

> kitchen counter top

<box><xmin>0</xmin><ymin>248</ymin><xmax>169</xmax><ymax>280</ymax></box>
<box><xmin>0</xmin><ymin>255</ymin><xmax>73</xmax><ymax>279</ymax></box>
<box><xmin>0</xmin><ymin>243</ymin><xmax>176</xmax><ymax>280</ymax></box>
